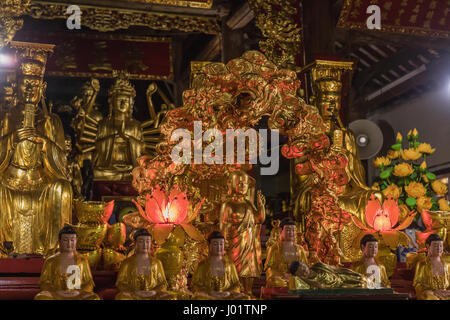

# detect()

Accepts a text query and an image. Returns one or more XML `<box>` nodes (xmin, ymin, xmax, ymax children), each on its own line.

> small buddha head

<box><xmin>108</xmin><ymin>72</ymin><xmax>136</xmax><ymax>117</ymax></box>
<box><xmin>280</xmin><ymin>218</ymin><xmax>297</xmax><ymax>243</ymax></box>
<box><xmin>13</xmin><ymin>42</ymin><xmax>53</xmax><ymax>106</ymax></box>
<box><xmin>315</xmin><ymin>82</ymin><xmax>341</xmax><ymax>123</ymax></box>
<box><xmin>226</xmin><ymin>170</ymin><xmax>251</xmax><ymax>196</ymax></box>
<box><xmin>360</xmin><ymin>234</ymin><xmax>378</xmax><ymax>259</ymax></box>
<box><xmin>289</xmin><ymin>261</ymin><xmax>310</xmax><ymax>278</ymax></box>
<box><xmin>58</xmin><ymin>225</ymin><xmax>78</xmax><ymax>253</ymax></box>
<box><xmin>134</xmin><ymin>228</ymin><xmax>152</xmax><ymax>254</ymax></box>
<box><xmin>426</xmin><ymin>233</ymin><xmax>444</xmax><ymax>258</ymax></box>
<box><xmin>208</xmin><ymin>231</ymin><xmax>225</xmax><ymax>257</ymax></box>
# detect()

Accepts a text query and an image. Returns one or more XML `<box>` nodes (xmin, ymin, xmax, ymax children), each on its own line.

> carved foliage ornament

<box><xmin>0</xmin><ymin>0</ymin><xmax>31</xmax><ymax>49</ymax></box>
<box><xmin>248</xmin><ymin>0</ymin><xmax>302</xmax><ymax>70</ymax></box>
<box><xmin>26</xmin><ymin>2</ymin><xmax>220</xmax><ymax>34</ymax></box>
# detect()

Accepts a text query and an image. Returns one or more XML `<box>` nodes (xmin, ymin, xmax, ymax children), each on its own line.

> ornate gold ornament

<box><xmin>248</xmin><ymin>0</ymin><xmax>302</xmax><ymax>70</ymax></box>
<box><xmin>0</xmin><ymin>0</ymin><xmax>31</xmax><ymax>49</ymax></box>
<box><xmin>26</xmin><ymin>1</ymin><xmax>220</xmax><ymax>34</ymax></box>
<box><xmin>127</xmin><ymin>0</ymin><xmax>213</xmax><ymax>9</ymax></box>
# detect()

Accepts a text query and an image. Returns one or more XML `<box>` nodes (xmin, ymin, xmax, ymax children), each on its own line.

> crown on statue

<box><xmin>108</xmin><ymin>70</ymin><xmax>136</xmax><ymax>98</ymax></box>
<box><xmin>10</xmin><ymin>41</ymin><xmax>54</xmax><ymax>78</ymax></box>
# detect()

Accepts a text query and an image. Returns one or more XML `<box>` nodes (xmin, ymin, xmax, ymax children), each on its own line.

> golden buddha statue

<box><xmin>351</xmin><ymin>234</ymin><xmax>390</xmax><ymax>288</ymax></box>
<box><xmin>265</xmin><ymin>218</ymin><xmax>309</xmax><ymax>288</ymax></box>
<box><xmin>295</xmin><ymin>61</ymin><xmax>377</xmax><ymax>226</ymax></box>
<box><xmin>289</xmin><ymin>260</ymin><xmax>367</xmax><ymax>290</ymax></box>
<box><xmin>71</xmin><ymin>78</ymin><xmax>103</xmax><ymax>162</ymax></box>
<box><xmin>92</xmin><ymin>72</ymin><xmax>145</xmax><ymax>181</ymax></box>
<box><xmin>115</xmin><ymin>228</ymin><xmax>175</xmax><ymax>300</ymax></box>
<box><xmin>219</xmin><ymin>169</ymin><xmax>266</xmax><ymax>296</ymax></box>
<box><xmin>0</xmin><ymin>41</ymin><xmax>72</xmax><ymax>256</ymax></box>
<box><xmin>191</xmin><ymin>231</ymin><xmax>250</xmax><ymax>300</ymax></box>
<box><xmin>64</xmin><ymin>135</ymin><xmax>83</xmax><ymax>200</ymax></box>
<box><xmin>413</xmin><ymin>234</ymin><xmax>450</xmax><ymax>300</ymax></box>
<box><xmin>35</xmin><ymin>226</ymin><xmax>100</xmax><ymax>300</ymax></box>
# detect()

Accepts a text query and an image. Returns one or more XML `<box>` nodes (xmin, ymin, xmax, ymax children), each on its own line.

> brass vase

<box><xmin>155</xmin><ymin>229</ymin><xmax>184</xmax><ymax>290</ymax></box>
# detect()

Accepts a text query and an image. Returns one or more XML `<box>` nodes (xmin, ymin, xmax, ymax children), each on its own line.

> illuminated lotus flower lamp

<box><xmin>351</xmin><ymin>194</ymin><xmax>417</xmax><ymax>276</ymax></box>
<box><xmin>132</xmin><ymin>185</ymin><xmax>204</xmax><ymax>291</ymax></box>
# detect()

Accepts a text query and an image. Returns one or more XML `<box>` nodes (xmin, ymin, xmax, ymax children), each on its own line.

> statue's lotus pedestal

<box><xmin>0</xmin><ymin>258</ymin><xmax>118</xmax><ymax>300</ymax></box>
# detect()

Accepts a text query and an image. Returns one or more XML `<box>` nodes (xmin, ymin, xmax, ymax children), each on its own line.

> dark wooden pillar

<box><xmin>302</xmin><ymin>0</ymin><xmax>336</xmax><ymax>64</ymax></box>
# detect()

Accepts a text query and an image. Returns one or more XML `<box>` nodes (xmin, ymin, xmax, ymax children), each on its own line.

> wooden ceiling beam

<box><xmin>354</xmin><ymin>54</ymin><xmax>450</xmax><ymax>113</ymax></box>
<box><xmin>336</xmin><ymin>29</ymin><xmax>450</xmax><ymax>53</ymax></box>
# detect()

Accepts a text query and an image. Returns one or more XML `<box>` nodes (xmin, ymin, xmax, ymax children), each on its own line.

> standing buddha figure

<box><xmin>92</xmin><ymin>72</ymin><xmax>145</xmax><ymax>181</ymax></box>
<box><xmin>413</xmin><ymin>234</ymin><xmax>450</xmax><ymax>300</ymax></box>
<box><xmin>219</xmin><ymin>170</ymin><xmax>266</xmax><ymax>296</ymax></box>
<box><xmin>265</xmin><ymin>218</ymin><xmax>309</xmax><ymax>288</ymax></box>
<box><xmin>0</xmin><ymin>41</ymin><xmax>72</xmax><ymax>256</ymax></box>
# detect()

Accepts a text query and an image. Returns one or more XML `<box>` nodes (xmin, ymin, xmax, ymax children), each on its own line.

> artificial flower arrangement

<box><xmin>372</xmin><ymin>129</ymin><xmax>449</xmax><ymax>222</ymax></box>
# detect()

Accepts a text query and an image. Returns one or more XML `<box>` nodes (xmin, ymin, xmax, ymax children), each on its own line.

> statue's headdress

<box><xmin>108</xmin><ymin>70</ymin><xmax>136</xmax><ymax>98</ymax></box>
<box><xmin>10</xmin><ymin>41</ymin><xmax>54</xmax><ymax>78</ymax></box>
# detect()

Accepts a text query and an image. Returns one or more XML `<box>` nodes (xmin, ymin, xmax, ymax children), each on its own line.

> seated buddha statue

<box><xmin>413</xmin><ymin>234</ymin><xmax>450</xmax><ymax>300</ymax></box>
<box><xmin>191</xmin><ymin>231</ymin><xmax>250</xmax><ymax>300</ymax></box>
<box><xmin>288</xmin><ymin>260</ymin><xmax>367</xmax><ymax>290</ymax></box>
<box><xmin>265</xmin><ymin>218</ymin><xmax>309</xmax><ymax>288</ymax></box>
<box><xmin>115</xmin><ymin>228</ymin><xmax>175</xmax><ymax>300</ymax></box>
<box><xmin>92</xmin><ymin>72</ymin><xmax>145</xmax><ymax>181</ymax></box>
<box><xmin>351</xmin><ymin>234</ymin><xmax>390</xmax><ymax>288</ymax></box>
<box><xmin>35</xmin><ymin>226</ymin><xmax>100</xmax><ymax>300</ymax></box>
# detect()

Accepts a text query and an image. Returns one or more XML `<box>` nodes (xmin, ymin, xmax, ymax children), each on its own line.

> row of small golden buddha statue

<box><xmin>34</xmin><ymin>222</ymin><xmax>449</xmax><ymax>300</ymax></box>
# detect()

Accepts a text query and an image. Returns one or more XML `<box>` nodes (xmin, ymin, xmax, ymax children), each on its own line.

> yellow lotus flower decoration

<box><xmin>387</xmin><ymin>150</ymin><xmax>401</xmax><ymax>160</ymax></box>
<box><xmin>393</xmin><ymin>163</ymin><xmax>414</xmax><ymax>177</ymax></box>
<box><xmin>416</xmin><ymin>196</ymin><xmax>433</xmax><ymax>212</ymax></box>
<box><xmin>382</xmin><ymin>184</ymin><xmax>401</xmax><ymax>199</ymax></box>
<box><xmin>431</xmin><ymin>180</ymin><xmax>448</xmax><ymax>196</ymax></box>
<box><xmin>404</xmin><ymin>182</ymin><xmax>427</xmax><ymax>198</ymax></box>
<box><xmin>401</xmin><ymin>148</ymin><xmax>422</xmax><ymax>161</ymax></box>
<box><xmin>417</xmin><ymin>143</ymin><xmax>435</xmax><ymax>154</ymax></box>
<box><xmin>373</xmin><ymin>156</ymin><xmax>391</xmax><ymax>168</ymax></box>
<box><xmin>438</xmin><ymin>199</ymin><xmax>450</xmax><ymax>211</ymax></box>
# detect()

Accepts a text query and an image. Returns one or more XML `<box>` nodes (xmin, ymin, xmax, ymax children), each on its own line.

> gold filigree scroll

<box><xmin>128</xmin><ymin>0</ymin><xmax>213</xmax><ymax>9</ymax></box>
<box><xmin>0</xmin><ymin>0</ymin><xmax>31</xmax><ymax>49</ymax></box>
<box><xmin>26</xmin><ymin>1</ymin><xmax>220</xmax><ymax>34</ymax></box>
<box><xmin>248</xmin><ymin>0</ymin><xmax>302</xmax><ymax>70</ymax></box>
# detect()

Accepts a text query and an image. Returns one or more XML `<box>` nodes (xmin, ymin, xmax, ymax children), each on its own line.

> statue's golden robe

<box><xmin>337</xmin><ymin>129</ymin><xmax>375</xmax><ymax>222</ymax></box>
<box><xmin>191</xmin><ymin>256</ymin><xmax>250</xmax><ymax>300</ymax></box>
<box><xmin>115</xmin><ymin>254</ymin><xmax>174</xmax><ymax>300</ymax></box>
<box><xmin>413</xmin><ymin>258</ymin><xmax>450</xmax><ymax>300</ymax></box>
<box><xmin>289</xmin><ymin>262</ymin><xmax>367</xmax><ymax>290</ymax></box>
<box><xmin>92</xmin><ymin>117</ymin><xmax>144</xmax><ymax>180</ymax></box>
<box><xmin>264</xmin><ymin>241</ymin><xmax>309</xmax><ymax>288</ymax></box>
<box><xmin>351</xmin><ymin>259</ymin><xmax>390</xmax><ymax>288</ymax></box>
<box><xmin>35</xmin><ymin>252</ymin><xmax>99</xmax><ymax>300</ymax></box>
<box><xmin>0</xmin><ymin>110</ymin><xmax>72</xmax><ymax>256</ymax></box>
<box><xmin>220</xmin><ymin>199</ymin><xmax>263</xmax><ymax>278</ymax></box>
